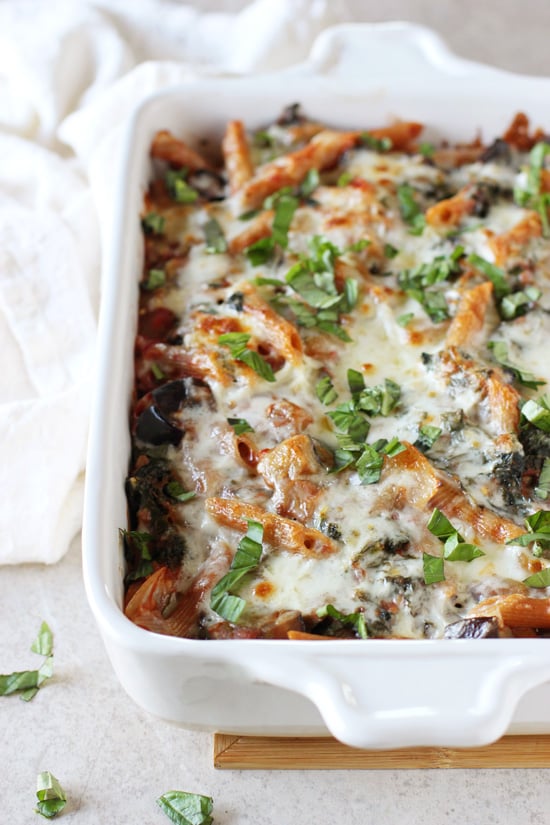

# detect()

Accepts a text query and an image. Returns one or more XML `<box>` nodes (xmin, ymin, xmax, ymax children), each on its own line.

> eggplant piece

<box><xmin>444</xmin><ymin>616</ymin><xmax>500</xmax><ymax>639</ymax></box>
<box><xmin>277</xmin><ymin>103</ymin><xmax>303</xmax><ymax>126</ymax></box>
<box><xmin>187</xmin><ymin>169</ymin><xmax>226</xmax><ymax>201</ymax></box>
<box><xmin>135</xmin><ymin>405</ymin><xmax>184</xmax><ymax>447</ymax></box>
<box><xmin>479</xmin><ymin>138</ymin><xmax>512</xmax><ymax>164</ymax></box>
<box><xmin>152</xmin><ymin>377</ymin><xmax>215</xmax><ymax>415</ymax></box>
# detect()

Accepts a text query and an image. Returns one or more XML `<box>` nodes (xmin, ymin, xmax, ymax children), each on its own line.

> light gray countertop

<box><xmin>4</xmin><ymin>2</ymin><xmax>550</xmax><ymax>823</ymax></box>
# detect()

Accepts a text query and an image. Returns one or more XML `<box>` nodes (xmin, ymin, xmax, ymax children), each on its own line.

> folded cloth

<box><xmin>0</xmin><ymin>0</ymin><xmax>351</xmax><ymax>563</ymax></box>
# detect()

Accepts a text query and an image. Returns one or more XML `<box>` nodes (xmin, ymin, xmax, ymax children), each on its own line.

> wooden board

<box><xmin>213</xmin><ymin>733</ymin><xmax>550</xmax><ymax>770</ymax></box>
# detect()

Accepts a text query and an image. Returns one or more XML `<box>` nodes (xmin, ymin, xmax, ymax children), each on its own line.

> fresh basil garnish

<box><xmin>218</xmin><ymin>332</ymin><xmax>276</xmax><ymax>382</ymax></box>
<box><xmin>317</xmin><ymin>604</ymin><xmax>368</xmax><ymax>638</ymax></box>
<box><xmin>488</xmin><ymin>340</ymin><xmax>545</xmax><ymax>389</ymax></box>
<box><xmin>141</xmin><ymin>212</ymin><xmax>165</xmax><ymax>235</ymax></box>
<box><xmin>423</xmin><ymin>553</ymin><xmax>445</xmax><ymax>585</ymax></box>
<box><xmin>204</xmin><ymin>218</ymin><xmax>227</xmax><ymax>254</ymax></box>
<box><xmin>0</xmin><ymin>622</ymin><xmax>54</xmax><ymax>702</ymax></box>
<box><xmin>157</xmin><ymin>790</ymin><xmax>214</xmax><ymax>825</ymax></box>
<box><xmin>210</xmin><ymin>520</ymin><xmax>264</xmax><ymax>622</ymax></box>
<box><xmin>397</xmin><ymin>183</ymin><xmax>426</xmax><ymax>235</ymax></box>
<box><xmin>227</xmin><ymin>418</ymin><xmax>255</xmax><ymax>435</ymax></box>
<box><xmin>165</xmin><ymin>169</ymin><xmax>198</xmax><ymax>204</ymax></box>
<box><xmin>35</xmin><ymin>772</ymin><xmax>67</xmax><ymax>819</ymax></box>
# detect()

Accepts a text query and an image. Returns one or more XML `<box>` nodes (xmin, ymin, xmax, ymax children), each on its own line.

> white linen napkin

<box><xmin>0</xmin><ymin>0</ymin><xmax>351</xmax><ymax>563</ymax></box>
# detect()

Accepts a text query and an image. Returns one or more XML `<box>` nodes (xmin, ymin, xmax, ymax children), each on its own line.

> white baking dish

<box><xmin>82</xmin><ymin>22</ymin><xmax>550</xmax><ymax>749</ymax></box>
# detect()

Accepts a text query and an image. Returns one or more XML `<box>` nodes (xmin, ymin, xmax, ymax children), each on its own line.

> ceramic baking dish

<box><xmin>82</xmin><ymin>22</ymin><xmax>550</xmax><ymax>749</ymax></box>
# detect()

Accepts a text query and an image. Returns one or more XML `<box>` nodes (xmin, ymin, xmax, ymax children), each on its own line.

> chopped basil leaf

<box><xmin>0</xmin><ymin>622</ymin><xmax>54</xmax><ymax>701</ymax></box>
<box><xmin>218</xmin><ymin>332</ymin><xmax>276</xmax><ymax>382</ymax></box>
<box><xmin>165</xmin><ymin>481</ymin><xmax>195</xmax><ymax>502</ymax></box>
<box><xmin>397</xmin><ymin>249</ymin><xmax>463</xmax><ymax>322</ymax></box>
<box><xmin>204</xmin><ymin>218</ymin><xmax>227</xmax><ymax>254</ymax></box>
<box><xmin>316</xmin><ymin>376</ymin><xmax>339</xmax><ymax>405</ymax></box>
<box><xmin>141</xmin><ymin>212</ymin><xmax>165</xmax><ymax>235</ymax></box>
<box><xmin>300</xmin><ymin>168</ymin><xmax>320</xmax><ymax>198</ymax></box>
<box><xmin>271</xmin><ymin>194</ymin><xmax>299</xmax><ymax>248</ymax></box>
<box><xmin>355</xmin><ymin>443</ymin><xmax>384</xmax><ymax>484</ymax></box>
<box><xmin>500</xmin><ymin>287</ymin><xmax>540</xmax><ymax>320</ymax></box>
<box><xmin>521</xmin><ymin>395</ymin><xmax>550</xmax><ymax>432</ymax></box>
<box><xmin>227</xmin><ymin>417</ymin><xmax>255</xmax><ymax>435</ymax></box>
<box><xmin>142</xmin><ymin>268</ymin><xmax>166</xmax><ymax>291</ymax></box>
<box><xmin>507</xmin><ymin>510</ymin><xmax>550</xmax><ymax>556</ymax></box>
<box><xmin>427</xmin><ymin>508</ymin><xmax>461</xmax><ymax>542</ymax></box>
<box><xmin>31</xmin><ymin>622</ymin><xmax>53</xmax><ymax>657</ymax></box>
<box><xmin>397</xmin><ymin>312</ymin><xmax>414</xmax><ymax>327</ymax></box>
<box><xmin>239</xmin><ymin>208</ymin><xmax>261</xmax><ymax>221</ymax></box>
<box><xmin>361</xmin><ymin>132</ymin><xmax>393</xmax><ymax>152</ymax></box>
<box><xmin>514</xmin><ymin>141</ymin><xmax>550</xmax><ymax>236</ymax></box>
<box><xmin>523</xmin><ymin>568</ymin><xmax>550</xmax><ymax>588</ymax></box>
<box><xmin>384</xmin><ymin>243</ymin><xmax>399</xmax><ymax>259</ymax></box>
<box><xmin>35</xmin><ymin>772</ymin><xmax>67</xmax><ymax>819</ymax></box>
<box><xmin>354</xmin><ymin>379</ymin><xmax>401</xmax><ymax>417</ymax></box>
<box><xmin>121</xmin><ymin>529</ymin><xmax>154</xmax><ymax>581</ymax></box>
<box><xmin>165</xmin><ymin>169</ymin><xmax>198</xmax><ymax>204</ymax></box>
<box><xmin>327</xmin><ymin>403</ymin><xmax>370</xmax><ymax>443</ymax></box>
<box><xmin>344</xmin><ymin>277</ymin><xmax>359</xmax><ymax>310</ymax></box>
<box><xmin>254</xmin><ymin>276</ymin><xmax>283</xmax><ymax>287</ymax></box>
<box><xmin>347</xmin><ymin>239</ymin><xmax>370</xmax><ymax>253</ymax></box>
<box><xmin>488</xmin><ymin>340</ymin><xmax>545</xmax><ymax>389</ymax></box>
<box><xmin>151</xmin><ymin>363</ymin><xmax>165</xmax><ymax>380</ymax></box>
<box><xmin>210</xmin><ymin>521</ymin><xmax>264</xmax><ymax>621</ymax></box>
<box><xmin>427</xmin><ymin>508</ymin><xmax>484</xmax><ymax>563</ymax></box>
<box><xmin>467</xmin><ymin>253</ymin><xmax>510</xmax><ymax>299</ymax></box>
<box><xmin>443</xmin><ymin>533</ymin><xmax>485</xmax><ymax>562</ymax></box>
<box><xmin>337</xmin><ymin>171</ymin><xmax>353</xmax><ymax>187</ymax></box>
<box><xmin>414</xmin><ymin>424</ymin><xmax>442</xmax><ymax>452</ymax></box>
<box><xmin>317</xmin><ymin>604</ymin><xmax>368</xmax><ymax>638</ymax></box>
<box><xmin>245</xmin><ymin>236</ymin><xmax>275</xmax><ymax>265</ymax></box>
<box><xmin>423</xmin><ymin>553</ymin><xmax>445</xmax><ymax>584</ymax></box>
<box><xmin>535</xmin><ymin>458</ymin><xmax>550</xmax><ymax>501</ymax></box>
<box><xmin>347</xmin><ymin>368</ymin><xmax>365</xmax><ymax>396</ymax></box>
<box><xmin>397</xmin><ymin>183</ymin><xmax>425</xmax><ymax>235</ymax></box>
<box><xmin>157</xmin><ymin>790</ymin><xmax>214</xmax><ymax>825</ymax></box>
<box><xmin>419</xmin><ymin>141</ymin><xmax>435</xmax><ymax>158</ymax></box>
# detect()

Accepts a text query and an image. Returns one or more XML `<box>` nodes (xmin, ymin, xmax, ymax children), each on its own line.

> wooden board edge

<box><xmin>213</xmin><ymin>733</ymin><xmax>550</xmax><ymax>770</ymax></box>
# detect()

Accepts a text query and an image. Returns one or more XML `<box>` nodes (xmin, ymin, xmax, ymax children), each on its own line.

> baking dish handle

<box><xmin>301</xmin><ymin>22</ymin><xmax>504</xmax><ymax>86</ymax></box>
<box><xmin>255</xmin><ymin>645</ymin><xmax>550</xmax><ymax>749</ymax></box>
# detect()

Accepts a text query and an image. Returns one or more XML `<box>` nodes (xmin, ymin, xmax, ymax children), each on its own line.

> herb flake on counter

<box><xmin>157</xmin><ymin>791</ymin><xmax>214</xmax><ymax>825</ymax></box>
<box><xmin>35</xmin><ymin>771</ymin><xmax>67</xmax><ymax>819</ymax></box>
<box><xmin>0</xmin><ymin>621</ymin><xmax>54</xmax><ymax>702</ymax></box>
